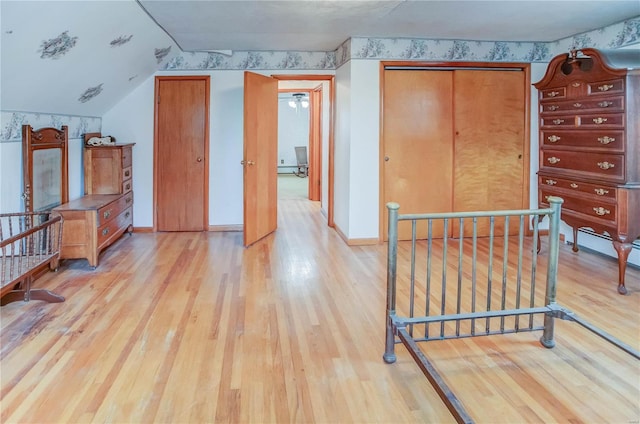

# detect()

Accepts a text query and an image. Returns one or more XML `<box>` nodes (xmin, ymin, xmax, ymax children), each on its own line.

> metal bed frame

<box><xmin>383</xmin><ymin>196</ymin><xmax>639</xmax><ymax>424</ymax></box>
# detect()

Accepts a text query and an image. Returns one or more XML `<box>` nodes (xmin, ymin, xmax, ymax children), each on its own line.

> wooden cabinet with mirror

<box><xmin>22</xmin><ymin>125</ymin><xmax>68</xmax><ymax>212</ymax></box>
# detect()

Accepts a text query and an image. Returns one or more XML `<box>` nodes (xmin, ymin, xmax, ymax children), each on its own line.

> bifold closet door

<box><xmin>382</xmin><ymin>70</ymin><xmax>454</xmax><ymax>241</ymax></box>
<box><xmin>453</xmin><ymin>70</ymin><xmax>526</xmax><ymax>236</ymax></box>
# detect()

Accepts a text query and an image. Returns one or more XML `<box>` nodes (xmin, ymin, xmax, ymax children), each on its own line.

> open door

<box><xmin>243</xmin><ymin>71</ymin><xmax>278</xmax><ymax>246</ymax></box>
<box><xmin>308</xmin><ymin>86</ymin><xmax>322</xmax><ymax>201</ymax></box>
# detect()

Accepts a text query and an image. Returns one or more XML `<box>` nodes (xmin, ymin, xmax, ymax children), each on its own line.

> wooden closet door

<box><xmin>155</xmin><ymin>76</ymin><xmax>209</xmax><ymax>231</ymax></box>
<box><xmin>453</xmin><ymin>70</ymin><xmax>526</xmax><ymax>236</ymax></box>
<box><xmin>382</xmin><ymin>70</ymin><xmax>453</xmax><ymax>240</ymax></box>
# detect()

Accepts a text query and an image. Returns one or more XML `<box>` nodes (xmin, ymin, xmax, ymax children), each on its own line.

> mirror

<box><xmin>22</xmin><ymin>125</ymin><xmax>69</xmax><ymax>212</ymax></box>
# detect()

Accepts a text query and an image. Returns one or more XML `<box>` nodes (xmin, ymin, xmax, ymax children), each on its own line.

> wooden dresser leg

<box><xmin>612</xmin><ymin>240</ymin><xmax>631</xmax><ymax>295</ymax></box>
<box><xmin>571</xmin><ymin>227</ymin><xmax>579</xmax><ymax>252</ymax></box>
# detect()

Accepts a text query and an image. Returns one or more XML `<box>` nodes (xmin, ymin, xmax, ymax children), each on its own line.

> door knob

<box><xmin>197</xmin><ymin>157</ymin><xmax>203</xmax><ymax>162</ymax></box>
<box><xmin>384</xmin><ymin>156</ymin><xmax>390</xmax><ymax>162</ymax></box>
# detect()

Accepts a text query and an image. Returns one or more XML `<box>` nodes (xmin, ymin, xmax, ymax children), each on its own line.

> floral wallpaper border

<box><xmin>0</xmin><ymin>112</ymin><xmax>101</xmax><ymax>143</ymax></box>
<box><xmin>162</xmin><ymin>17</ymin><xmax>639</xmax><ymax>71</ymax></box>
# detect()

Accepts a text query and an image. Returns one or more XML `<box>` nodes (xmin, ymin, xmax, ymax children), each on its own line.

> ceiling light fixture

<box><xmin>288</xmin><ymin>92</ymin><xmax>309</xmax><ymax>110</ymax></box>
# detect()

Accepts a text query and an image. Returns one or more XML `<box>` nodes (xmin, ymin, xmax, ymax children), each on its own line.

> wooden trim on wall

<box><xmin>334</xmin><ymin>223</ymin><xmax>379</xmax><ymax>246</ymax></box>
<box><xmin>209</xmin><ymin>225</ymin><xmax>243</xmax><ymax>232</ymax></box>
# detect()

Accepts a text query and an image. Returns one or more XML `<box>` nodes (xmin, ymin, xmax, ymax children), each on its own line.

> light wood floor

<box><xmin>1</xmin><ymin>197</ymin><xmax>639</xmax><ymax>423</ymax></box>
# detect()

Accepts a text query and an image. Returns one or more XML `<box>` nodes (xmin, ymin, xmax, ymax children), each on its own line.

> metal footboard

<box><xmin>382</xmin><ymin>197</ymin><xmax>639</xmax><ymax>424</ymax></box>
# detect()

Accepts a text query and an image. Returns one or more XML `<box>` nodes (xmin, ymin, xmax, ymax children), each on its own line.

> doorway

<box><xmin>277</xmin><ymin>90</ymin><xmax>311</xmax><ymax>201</ymax></box>
<box><xmin>273</xmin><ymin>75</ymin><xmax>335</xmax><ymax>227</ymax></box>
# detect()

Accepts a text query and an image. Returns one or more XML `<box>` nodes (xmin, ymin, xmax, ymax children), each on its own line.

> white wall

<box><xmin>333</xmin><ymin>62</ymin><xmax>352</xmax><ymax>236</ymax></box>
<box><xmin>347</xmin><ymin>60</ymin><xmax>380</xmax><ymax>239</ymax></box>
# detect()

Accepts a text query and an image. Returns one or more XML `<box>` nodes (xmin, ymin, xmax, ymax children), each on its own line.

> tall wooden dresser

<box><xmin>53</xmin><ymin>140</ymin><xmax>135</xmax><ymax>268</ymax></box>
<box><xmin>535</xmin><ymin>48</ymin><xmax>639</xmax><ymax>294</ymax></box>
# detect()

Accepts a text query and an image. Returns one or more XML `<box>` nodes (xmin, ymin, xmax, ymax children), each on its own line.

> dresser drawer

<box><xmin>122</xmin><ymin>179</ymin><xmax>132</xmax><ymax>195</ymax></box>
<box><xmin>122</xmin><ymin>166</ymin><xmax>132</xmax><ymax>181</ymax></box>
<box><xmin>540</xmin><ymin>188</ymin><xmax>617</xmax><ymax>226</ymax></box>
<box><xmin>540</xmin><ymin>87</ymin><xmax>566</xmax><ymax>100</ymax></box>
<box><xmin>541</xmin><ymin>130</ymin><xmax>624</xmax><ymax>151</ymax></box>
<box><xmin>122</xmin><ymin>146</ymin><xmax>133</xmax><ymax>168</ymax></box>
<box><xmin>540</xmin><ymin>115</ymin><xmax>575</xmax><ymax>128</ymax></box>
<box><xmin>540</xmin><ymin>150</ymin><xmax>625</xmax><ymax>182</ymax></box>
<box><xmin>539</xmin><ymin>176</ymin><xmax>616</xmax><ymax>200</ymax></box>
<box><xmin>540</xmin><ymin>96</ymin><xmax>624</xmax><ymax>114</ymax></box>
<box><xmin>577</xmin><ymin>113</ymin><xmax>624</xmax><ymax>128</ymax></box>
<box><xmin>97</xmin><ymin>207</ymin><xmax>133</xmax><ymax>248</ymax></box>
<box><xmin>96</xmin><ymin>193</ymin><xmax>133</xmax><ymax>226</ymax></box>
<box><xmin>586</xmin><ymin>79</ymin><xmax>624</xmax><ymax>96</ymax></box>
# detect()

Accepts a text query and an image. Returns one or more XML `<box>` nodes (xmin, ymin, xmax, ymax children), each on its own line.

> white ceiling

<box><xmin>138</xmin><ymin>0</ymin><xmax>640</xmax><ymax>52</ymax></box>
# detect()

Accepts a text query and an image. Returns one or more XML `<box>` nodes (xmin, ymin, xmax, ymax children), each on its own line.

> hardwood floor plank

<box><xmin>1</xmin><ymin>197</ymin><xmax>638</xmax><ymax>423</ymax></box>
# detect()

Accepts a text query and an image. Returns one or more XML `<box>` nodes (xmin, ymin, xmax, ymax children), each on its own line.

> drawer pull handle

<box><xmin>572</xmin><ymin>103</ymin><xmax>582</xmax><ymax>108</ymax></box>
<box><xmin>104</xmin><ymin>210</ymin><xmax>111</xmax><ymax>219</ymax></box>
<box><xmin>125</xmin><ymin>183</ymin><xmax>131</xmax><ymax>190</ymax></box>
<box><xmin>592</xmin><ymin>207</ymin><xmax>610</xmax><ymax>216</ymax></box>
<box><xmin>547</xmin><ymin>157</ymin><xmax>561</xmax><ymax>164</ymax></box>
<box><xmin>594</xmin><ymin>188</ymin><xmax>609</xmax><ymax>196</ymax></box>
<box><xmin>102</xmin><ymin>228</ymin><xmax>110</xmax><ymax>236</ymax></box>
<box><xmin>592</xmin><ymin>117</ymin><xmax>607</xmax><ymax>124</ymax></box>
<box><xmin>126</xmin><ymin>197</ymin><xmax>132</xmax><ymax>203</ymax></box>
<box><xmin>125</xmin><ymin>212</ymin><xmax>131</xmax><ymax>218</ymax></box>
<box><xmin>547</xmin><ymin>91</ymin><xmax>560</xmax><ymax>97</ymax></box>
<box><xmin>545</xmin><ymin>179</ymin><xmax>557</xmax><ymax>185</ymax></box>
<box><xmin>598</xmin><ymin>136</ymin><xmax>615</xmax><ymax>145</ymax></box>
<box><xmin>598</xmin><ymin>101</ymin><xmax>612</xmax><ymax>108</ymax></box>
<box><xmin>570</xmin><ymin>183</ymin><xmax>579</xmax><ymax>189</ymax></box>
<box><xmin>571</xmin><ymin>82</ymin><xmax>581</xmax><ymax>87</ymax></box>
<box><xmin>552</xmin><ymin>119</ymin><xmax>564</xmax><ymax>125</ymax></box>
<box><xmin>597</xmin><ymin>84</ymin><xmax>614</xmax><ymax>92</ymax></box>
<box><xmin>597</xmin><ymin>161</ymin><xmax>615</xmax><ymax>170</ymax></box>
<box><xmin>125</xmin><ymin>170</ymin><xmax>131</xmax><ymax>177</ymax></box>
<box><xmin>547</xmin><ymin>135</ymin><xmax>561</xmax><ymax>143</ymax></box>
<box><xmin>548</xmin><ymin>105</ymin><xmax>560</xmax><ymax>111</ymax></box>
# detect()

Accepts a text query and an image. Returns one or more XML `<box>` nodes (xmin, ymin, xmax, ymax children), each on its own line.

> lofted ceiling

<box><xmin>1</xmin><ymin>0</ymin><xmax>639</xmax><ymax>120</ymax></box>
<box><xmin>138</xmin><ymin>0</ymin><xmax>640</xmax><ymax>52</ymax></box>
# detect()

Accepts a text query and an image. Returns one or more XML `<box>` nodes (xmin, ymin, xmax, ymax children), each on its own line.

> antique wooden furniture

<box><xmin>22</xmin><ymin>125</ymin><xmax>69</xmax><ymax>212</ymax></box>
<box><xmin>52</xmin><ymin>134</ymin><xmax>134</xmax><ymax>268</ymax></box>
<box><xmin>83</xmin><ymin>133</ymin><xmax>134</xmax><ymax>195</ymax></box>
<box><xmin>535</xmin><ymin>48</ymin><xmax>639</xmax><ymax>294</ymax></box>
<box><xmin>52</xmin><ymin>193</ymin><xmax>133</xmax><ymax>268</ymax></box>
<box><xmin>383</xmin><ymin>200</ymin><xmax>639</xmax><ymax>423</ymax></box>
<box><xmin>0</xmin><ymin>212</ymin><xmax>65</xmax><ymax>305</ymax></box>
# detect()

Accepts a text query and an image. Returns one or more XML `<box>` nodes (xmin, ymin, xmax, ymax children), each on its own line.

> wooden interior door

<box><xmin>308</xmin><ymin>86</ymin><xmax>322</xmax><ymax>201</ymax></box>
<box><xmin>382</xmin><ymin>70</ymin><xmax>454</xmax><ymax>240</ymax></box>
<box><xmin>243</xmin><ymin>72</ymin><xmax>278</xmax><ymax>246</ymax></box>
<box><xmin>453</xmin><ymin>70</ymin><xmax>526</xmax><ymax>236</ymax></box>
<box><xmin>155</xmin><ymin>76</ymin><xmax>209</xmax><ymax>231</ymax></box>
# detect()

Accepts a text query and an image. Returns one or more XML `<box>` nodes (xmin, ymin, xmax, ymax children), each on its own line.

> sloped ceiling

<box><xmin>1</xmin><ymin>0</ymin><xmax>639</xmax><ymax>118</ymax></box>
<box><xmin>1</xmin><ymin>0</ymin><xmax>179</xmax><ymax>117</ymax></box>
